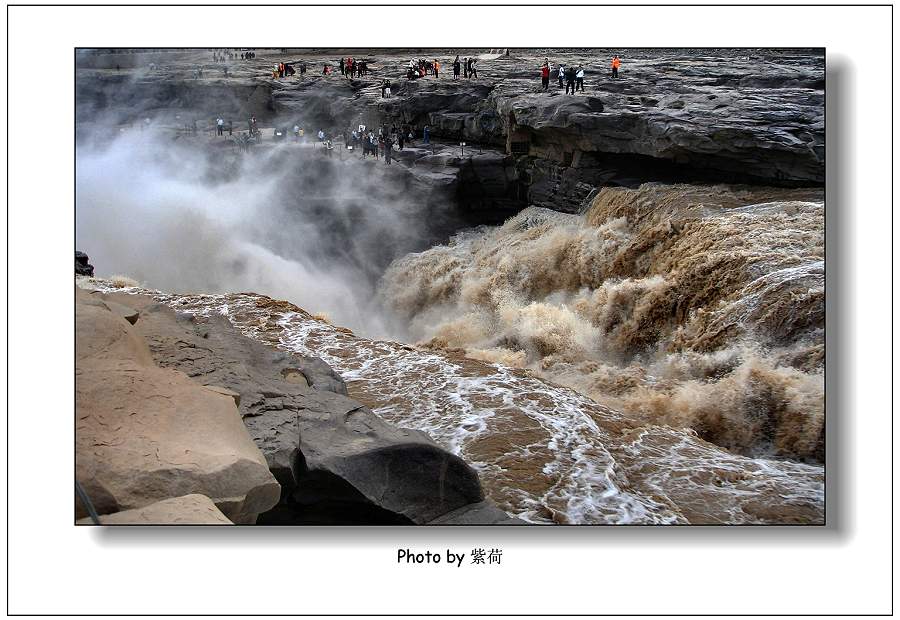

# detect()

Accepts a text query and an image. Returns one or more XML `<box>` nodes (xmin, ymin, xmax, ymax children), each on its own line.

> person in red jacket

<box><xmin>540</xmin><ymin>61</ymin><xmax>550</xmax><ymax>91</ymax></box>
<box><xmin>611</xmin><ymin>55</ymin><xmax>621</xmax><ymax>78</ymax></box>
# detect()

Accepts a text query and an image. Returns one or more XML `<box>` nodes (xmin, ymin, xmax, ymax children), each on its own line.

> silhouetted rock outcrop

<box><xmin>75</xmin><ymin>251</ymin><xmax>94</xmax><ymax>277</ymax></box>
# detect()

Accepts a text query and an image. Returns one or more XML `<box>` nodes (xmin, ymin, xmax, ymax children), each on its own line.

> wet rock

<box><xmin>77</xmin><ymin>494</ymin><xmax>232</xmax><ymax>525</ymax></box>
<box><xmin>75</xmin><ymin>287</ymin><xmax>281</xmax><ymax>523</ymax></box>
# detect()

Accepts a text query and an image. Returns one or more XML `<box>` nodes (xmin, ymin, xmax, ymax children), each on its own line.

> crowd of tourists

<box><xmin>340</xmin><ymin>56</ymin><xmax>370</xmax><ymax>77</ymax></box>
<box><xmin>539</xmin><ymin>55</ymin><xmax>622</xmax><ymax>93</ymax></box>
<box><xmin>347</xmin><ymin>122</ymin><xmax>431</xmax><ymax>163</ymax></box>
<box><xmin>306</xmin><ymin>123</ymin><xmax>432</xmax><ymax>164</ymax></box>
<box><xmin>204</xmin><ymin>52</ymin><xmax>627</xmax><ymax>157</ymax></box>
<box><xmin>212</xmin><ymin>49</ymin><xmax>255</xmax><ymax>62</ymax></box>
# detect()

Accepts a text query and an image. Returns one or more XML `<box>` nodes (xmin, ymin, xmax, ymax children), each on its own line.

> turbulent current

<box><xmin>84</xmin><ymin>182</ymin><xmax>825</xmax><ymax>524</ymax></box>
<box><xmin>93</xmin><ymin>279</ymin><xmax>823</xmax><ymax>524</ymax></box>
<box><xmin>382</xmin><ymin>183</ymin><xmax>825</xmax><ymax>464</ymax></box>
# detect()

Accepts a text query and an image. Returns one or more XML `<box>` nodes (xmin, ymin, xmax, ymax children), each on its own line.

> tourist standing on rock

<box><xmin>557</xmin><ymin>63</ymin><xmax>566</xmax><ymax>88</ymax></box>
<box><xmin>576</xmin><ymin>65</ymin><xmax>585</xmax><ymax>92</ymax></box>
<box><xmin>216</xmin><ymin>117</ymin><xmax>224</xmax><ymax>136</ymax></box>
<box><xmin>463</xmin><ymin>57</ymin><xmax>469</xmax><ymax>78</ymax></box>
<box><xmin>398</xmin><ymin>130</ymin><xmax>405</xmax><ymax>150</ymax></box>
<box><xmin>453</xmin><ymin>55</ymin><xmax>461</xmax><ymax>79</ymax></box>
<box><xmin>385</xmin><ymin>136</ymin><xmax>393</xmax><ymax>164</ymax></box>
<box><xmin>433</xmin><ymin>59</ymin><xmax>440</xmax><ymax>78</ymax></box>
<box><xmin>339</xmin><ymin>58</ymin><xmax>344</xmax><ymax>75</ymax></box>
<box><xmin>565</xmin><ymin>65</ymin><xmax>577</xmax><ymax>94</ymax></box>
<box><xmin>540</xmin><ymin>61</ymin><xmax>550</xmax><ymax>91</ymax></box>
<box><xmin>469</xmin><ymin>58</ymin><xmax>478</xmax><ymax>78</ymax></box>
<box><xmin>611</xmin><ymin>55</ymin><xmax>621</xmax><ymax>78</ymax></box>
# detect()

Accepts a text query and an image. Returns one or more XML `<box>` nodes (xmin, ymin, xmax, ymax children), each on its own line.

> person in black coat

<box><xmin>565</xmin><ymin>66</ymin><xmax>577</xmax><ymax>94</ymax></box>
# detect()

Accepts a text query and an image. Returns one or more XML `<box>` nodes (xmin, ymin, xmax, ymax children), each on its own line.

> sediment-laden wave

<box><xmin>381</xmin><ymin>183</ymin><xmax>825</xmax><ymax>462</ymax></box>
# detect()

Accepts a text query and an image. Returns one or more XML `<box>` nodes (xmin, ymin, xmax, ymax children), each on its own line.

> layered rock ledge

<box><xmin>77</xmin><ymin>48</ymin><xmax>823</xmax><ymax>215</ymax></box>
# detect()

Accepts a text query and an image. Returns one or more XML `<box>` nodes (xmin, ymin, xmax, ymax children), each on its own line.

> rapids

<box><xmin>87</xmin><ymin>283</ymin><xmax>824</xmax><ymax>524</ymax></box>
<box><xmin>381</xmin><ymin>183</ymin><xmax>825</xmax><ymax>463</ymax></box>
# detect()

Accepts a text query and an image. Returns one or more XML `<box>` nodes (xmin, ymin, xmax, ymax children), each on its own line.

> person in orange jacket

<box><xmin>611</xmin><ymin>55</ymin><xmax>621</xmax><ymax>78</ymax></box>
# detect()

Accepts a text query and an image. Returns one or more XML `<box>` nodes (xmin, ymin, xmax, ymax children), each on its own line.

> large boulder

<box><xmin>77</xmin><ymin>494</ymin><xmax>232</xmax><ymax>525</ymax></box>
<box><xmin>288</xmin><ymin>388</ymin><xmax>484</xmax><ymax>524</ymax></box>
<box><xmin>75</xmin><ymin>287</ymin><xmax>281</xmax><ymax>523</ymax></box>
<box><xmin>109</xmin><ymin>293</ymin><xmax>491</xmax><ymax>524</ymax></box>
